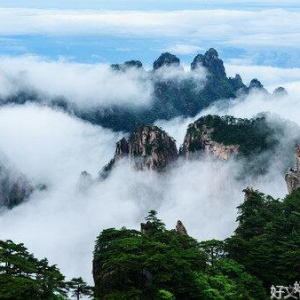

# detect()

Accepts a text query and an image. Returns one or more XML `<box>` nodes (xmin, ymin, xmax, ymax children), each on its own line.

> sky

<box><xmin>0</xmin><ymin>1</ymin><xmax>299</xmax><ymax>66</ymax></box>
<box><xmin>1</xmin><ymin>0</ymin><xmax>300</xmax><ymax>290</ymax></box>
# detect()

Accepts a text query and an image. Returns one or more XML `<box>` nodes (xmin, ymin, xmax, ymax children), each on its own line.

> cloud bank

<box><xmin>0</xmin><ymin>55</ymin><xmax>153</xmax><ymax>108</ymax></box>
<box><xmin>0</xmin><ymin>93</ymin><xmax>297</xmax><ymax>285</ymax></box>
<box><xmin>0</xmin><ymin>61</ymin><xmax>300</xmax><ymax>287</ymax></box>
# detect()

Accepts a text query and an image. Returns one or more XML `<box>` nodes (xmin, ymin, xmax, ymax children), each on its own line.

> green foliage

<box><xmin>67</xmin><ymin>277</ymin><xmax>93</xmax><ymax>299</ymax></box>
<box><xmin>145</xmin><ymin>210</ymin><xmax>166</xmax><ymax>232</ymax></box>
<box><xmin>93</xmin><ymin>212</ymin><xmax>267</xmax><ymax>299</ymax></box>
<box><xmin>184</xmin><ymin>114</ymin><xmax>299</xmax><ymax>175</ymax></box>
<box><xmin>0</xmin><ymin>239</ymin><xmax>67</xmax><ymax>300</ymax></box>
<box><xmin>93</xmin><ymin>212</ymin><xmax>206</xmax><ymax>299</ymax></box>
<box><xmin>226</xmin><ymin>188</ymin><xmax>300</xmax><ymax>289</ymax></box>
<box><xmin>187</xmin><ymin>114</ymin><xmax>280</xmax><ymax>157</ymax></box>
<box><xmin>159</xmin><ymin>289</ymin><xmax>175</xmax><ymax>299</ymax></box>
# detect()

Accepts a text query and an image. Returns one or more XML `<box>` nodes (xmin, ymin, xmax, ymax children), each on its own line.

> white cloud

<box><xmin>225</xmin><ymin>63</ymin><xmax>300</xmax><ymax>90</ymax></box>
<box><xmin>0</xmin><ymin>57</ymin><xmax>300</xmax><ymax>290</ymax></box>
<box><xmin>0</xmin><ymin>8</ymin><xmax>299</xmax><ymax>51</ymax></box>
<box><xmin>0</xmin><ymin>96</ymin><xmax>295</xmax><ymax>285</ymax></box>
<box><xmin>0</xmin><ymin>55</ymin><xmax>153</xmax><ymax>108</ymax></box>
<box><xmin>154</xmin><ymin>64</ymin><xmax>207</xmax><ymax>86</ymax></box>
<box><xmin>0</xmin><ymin>104</ymin><xmax>247</xmax><ymax>284</ymax></box>
<box><xmin>162</xmin><ymin>44</ymin><xmax>204</xmax><ymax>55</ymax></box>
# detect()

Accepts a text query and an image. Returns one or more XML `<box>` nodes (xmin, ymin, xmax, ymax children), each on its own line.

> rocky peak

<box><xmin>191</xmin><ymin>48</ymin><xmax>226</xmax><ymax>77</ymax></box>
<box><xmin>176</xmin><ymin>220</ymin><xmax>188</xmax><ymax>235</ymax></box>
<box><xmin>273</xmin><ymin>87</ymin><xmax>288</xmax><ymax>96</ymax></box>
<box><xmin>101</xmin><ymin>126</ymin><xmax>178</xmax><ymax>175</ymax></box>
<box><xmin>229</xmin><ymin>74</ymin><xmax>246</xmax><ymax>90</ymax></box>
<box><xmin>285</xmin><ymin>145</ymin><xmax>300</xmax><ymax>194</ymax></box>
<box><xmin>114</xmin><ymin>137</ymin><xmax>129</xmax><ymax>161</ymax></box>
<box><xmin>128</xmin><ymin>126</ymin><xmax>178</xmax><ymax>171</ymax></box>
<box><xmin>153</xmin><ymin>53</ymin><xmax>180</xmax><ymax>70</ymax></box>
<box><xmin>248</xmin><ymin>79</ymin><xmax>266</xmax><ymax>91</ymax></box>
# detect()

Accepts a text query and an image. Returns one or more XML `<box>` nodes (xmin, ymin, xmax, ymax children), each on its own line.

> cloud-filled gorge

<box><xmin>1</xmin><ymin>55</ymin><xmax>300</xmax><ymax>286</ymax></box>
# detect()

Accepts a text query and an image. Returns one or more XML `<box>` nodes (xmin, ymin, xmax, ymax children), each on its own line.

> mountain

<box><xmin>101</xmin><ymin>125</ymin><xmax>177</xmax><ymax>178</ymax></box>
<box><xmin>181</xmin><ymin>114</ymin><xmax>300</xmax><ymax>175</ymax></box>
<box><xmin>101</xmin><ymin>114</ymin><xmax>300</xmax><ymax>177</ymax></box>
<box><xmin>92</xmin><ymin>187</ymin><xmax>300</xmax><ymax>299</ymax></box>
<box><xmin>0</xmin><ymin>48</ymin><xmax>284</xmax><ymax>133</ymax></box>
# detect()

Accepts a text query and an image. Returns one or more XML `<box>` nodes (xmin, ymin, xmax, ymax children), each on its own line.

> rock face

<box><xmin>285</xmin><ymin>145</ymin><xmax>300</xmax><ymax>194</ymax></box>
<box><xmin>181</xmin><ymin>123</ymin><xmax>239</xmax><ymax>161</ymax></box>
<box><xmin>176</xmin><ymin>220</ymin><xmax>187</xmax><ymax>235</ymax></box>
<box><xmin>0</xmin><ymin>165</ymin><xmax>33</xmax><ymax>209</ymax></box>
<box><xmin>102</xmin><ymin>126</ymin><xmax>178</xmax><ymax>175</ymax></box>
<box><xmin>114</xmin><ymin>137</ymin><xmax>129</xmax><ymax>162</ymax></box>
<box><xmin>128</xmin><ymin>126</ymin><xmax>178</xmax><ymax>171</ymax></box>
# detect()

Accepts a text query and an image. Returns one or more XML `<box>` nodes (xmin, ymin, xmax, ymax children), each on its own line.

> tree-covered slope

<box><xmin>92</xmin><ymin>187</ymin><xmax>300</xmax><ymax>299</ymax></box>
<box><xmin>226</xmin><ymin>188</ymin><xmax>300</xmax><ymax>290</ymax></box>
<box><xmin>181</xmin><ymin>114</ymin><xmax>300</xmax><ymax>175</ymax></box>
<box><xmin>93</xmin><ymin>211</ymin><xmax>267</xmax><ymax>300</ymax></box>
<box><xmin>0</xmin><ymin>239</ymin><xmax>93</xmax><ymax>300</ymax></box>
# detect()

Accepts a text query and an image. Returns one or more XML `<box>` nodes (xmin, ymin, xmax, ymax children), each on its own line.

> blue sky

<box><xmin>1</xmin><ymin>1</ymin><xmax>300</xmax><ymax>10</ymax></box>
<box><xmin>0</xmin><ymin>1</ymin><xmax>300</xmax><ymax>67</ymax></box>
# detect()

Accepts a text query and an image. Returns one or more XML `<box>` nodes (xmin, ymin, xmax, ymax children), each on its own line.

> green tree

<box><xmin>93</xmin><ymin>211</ymin><xmax>267</xmax><ymax>299</ymax></box>
<box><xmin>67</xmin><ymin>277</ymin><xmax>93</xmax><ymax>300</ymax></box>
<box><xmin>0</xmin><ymin>239</ymin><xmax>67</xmax><ymax>300</ymax></box>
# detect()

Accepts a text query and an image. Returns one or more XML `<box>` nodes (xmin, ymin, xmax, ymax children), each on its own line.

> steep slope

<box><xmin>180</xmin><ymin>114</ymin><xmax>299</xmax><ymax>175</ymax></box>
<box><xmin>101</xmin><ymin>125</ymin><xmax>177</xmax><ymax>176</ymax></box>
<box><xmin>285</xmin><ymin>145</ymin><xmax>300</xmax><ymax>194</ymax></box>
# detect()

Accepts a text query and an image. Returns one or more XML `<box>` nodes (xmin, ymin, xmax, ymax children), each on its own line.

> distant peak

<box><xmin>273</xmin><ymin>86</ymin><xmax>288</xmax><ymax>96</ymax></box>
<box><xmin>249</xmin><ymin>79</ymin><xmax>264</xmax><ymax>90</ymax></box>
<box><xmin>205</xmin><ymin>48</ymin><xmax>219</xmax><ymax>59</ymax></box>
<box><xmin>191</xmin><ymin>48</ymin><xmax>225</xmax><ymax>77</ymax></box>
<box><xmin>111</xmin><ymin>60</ymin><xmax>143</xmax><ymax>71</ymax></box>
<box><xmin>153</xmin><ymin>52</ymin><xmax>180</xmax><ymax>70</ymax></box>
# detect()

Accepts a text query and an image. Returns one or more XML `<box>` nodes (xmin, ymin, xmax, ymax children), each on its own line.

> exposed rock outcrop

<box><xmin>181</xmin><ymin>123</ymin><xmax>239</xmax><ymax>161</ymax></box>
<box><xmin>176</xmin><ymin>220</ymin><xmax>188</xmax><ymax>235</ymax></box>
<box><xmin>101</xmin><ymin>126</ymin><xmax>178</xmax><ymax>176</ymax></box>
<box><xmin>114</xmin><ymin>137</ymin><xmax>129</xmax><ymax>162</ymax></box>
<box><xmin>128</xmin><ymin>125</ymin><xmax>177</xmax><ymax>171</ymax></box>
<box><xmin>285</xmin><ymin>145</ymin><xmax>300</xmax><ymax>194</ymax></box>
<box><xmin>0</xmin><ymin>165</ymin><xmax>33</xmax><ymax>209</ymax></box>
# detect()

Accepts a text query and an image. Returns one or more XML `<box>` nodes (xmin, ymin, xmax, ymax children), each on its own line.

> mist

<box><xmin>0</xmin><ymin>56</ymin><xmax>153</xmax><ymax>109</ymax></box>
<box><xmin>0</xmin><ymin>61</ymin><xmax>300</xmax><ymax>287</ymax></box>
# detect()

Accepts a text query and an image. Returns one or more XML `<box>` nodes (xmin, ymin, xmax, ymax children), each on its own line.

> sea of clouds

<box><xmin>0</xmin><ymin>57</ymin><xmax>300</xmax><ymax>285</ymax></box>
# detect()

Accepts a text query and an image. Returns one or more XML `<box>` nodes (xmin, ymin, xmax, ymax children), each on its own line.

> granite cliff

<box><xmin>181</xmin><ymin>124</ymin><xmax>239</xmax><ymax>161</ymax></box>
<box><xmin>285</xmin><ymin>145</ymin><xmax>300</xmax><ymax>194</ymax></box>
<box><xmin>101</xmin><ymin>126</ymin><xmax>177</xmax><ymax>176</ymax></box>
